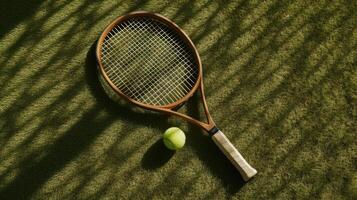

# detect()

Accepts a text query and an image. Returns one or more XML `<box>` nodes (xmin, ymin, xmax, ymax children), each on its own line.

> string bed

<box><xmin>101</xmin><ymin>17</ymin><xmax>199</xmax><ymax>106</ymax></box>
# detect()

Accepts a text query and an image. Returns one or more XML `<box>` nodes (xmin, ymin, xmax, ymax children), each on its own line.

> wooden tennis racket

<box><xmin>96</xmin><ymin>11</ymin><xmax>257</xmax><ymax>181</ymax></box>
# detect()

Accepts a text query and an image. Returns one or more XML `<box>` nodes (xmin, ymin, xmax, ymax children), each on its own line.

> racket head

<box><xmin>96</xmin><ymin>11</ymin><xmax>202</xmax><ymax>110</ymax></box>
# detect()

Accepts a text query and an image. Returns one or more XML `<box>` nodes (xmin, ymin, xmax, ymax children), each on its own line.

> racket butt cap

<box><xmin>242</xmin><ymin>167</ymin><xmax>257</xmax><ymax>181</ymax></box>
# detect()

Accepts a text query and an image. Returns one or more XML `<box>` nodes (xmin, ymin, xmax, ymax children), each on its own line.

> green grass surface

<box><xmin>0</xmin><ymin>0</ymin><xmax>356</xmax><ymax>199</ymax></box>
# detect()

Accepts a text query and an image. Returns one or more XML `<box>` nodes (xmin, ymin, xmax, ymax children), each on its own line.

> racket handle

<box><xmin>211</xmin><ymin>130</ymin><xmax>257</xmax><ymax>181</ymax></box>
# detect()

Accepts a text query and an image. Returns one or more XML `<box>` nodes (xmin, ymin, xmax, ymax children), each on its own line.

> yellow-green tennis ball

<box><xmin>163</xmin><ymin>127</ymin><xmax>186</xmax><ymax>150</ymax></box>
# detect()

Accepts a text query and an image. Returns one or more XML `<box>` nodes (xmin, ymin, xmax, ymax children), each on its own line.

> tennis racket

<box><xmin>96</xmin><ymin>11</ymin><xmax>257</xmax><ymax>181</ymax></box>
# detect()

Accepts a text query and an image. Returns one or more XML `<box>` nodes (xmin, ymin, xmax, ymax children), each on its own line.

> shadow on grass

<box><xmin>186</xmin><ymin>93</ymin><xmax>245</xmax><ymax>195</ymax></box>
<box><xmin>141</xmin><ymin>139</ymin><xmax>175</xmax><ymax>170</ymax></box>
<box><xmin>0</xmin><ymin>1</ymin><xmax>247</xmax><ymax>199</ymax></box>
<box><xmin>0</xmin><ymin>42</ymin><xmax>114</xmax><ymax>199</ymax></box>
<box><xmin>0</xmin><ymin>0</ymin><xmax>355</xmax><ymax>199</ymax></box>
<box><xmin>0</xmin><ymin>0</ymin><xmax>44</xmax><ymax>39</ymax></box>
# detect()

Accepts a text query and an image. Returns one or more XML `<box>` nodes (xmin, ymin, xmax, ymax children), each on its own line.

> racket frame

<box><xmin>96</xmin><ymin>11</ymin><xmax>258</xmax><ymax>181</ymax></box>
<box><xmin>96</xmin><ymin>11</ymin><xmax>215</xmax><ymax>132</ymax></box>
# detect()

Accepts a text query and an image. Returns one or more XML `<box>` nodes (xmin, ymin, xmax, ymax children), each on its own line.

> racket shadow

<box><xmin>86</xmin><ymin>41</ymin><xmax>176</xmax><ymax>167</ymax></box>
<box><xmin>87</xmin><ymin>39</ymin><xmax>243</xmax><ymax>193</ymax></box>
<box><xmin>186</xmin><ymin>93</ymin><xmax>245</xmax><ymax>194</ymax></box>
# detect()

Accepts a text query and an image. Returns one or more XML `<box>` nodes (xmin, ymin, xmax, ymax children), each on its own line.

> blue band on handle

<box><xmin>208</xmin><ymin>126</ymin><xmax>219</xmax><ymax>136</ymax></box>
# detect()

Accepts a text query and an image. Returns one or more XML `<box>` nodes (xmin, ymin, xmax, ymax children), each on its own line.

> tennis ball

<box><xmin>163</xmin><ymin>127</ymin><xmax>186</xmax><ymax>150</ymax></box>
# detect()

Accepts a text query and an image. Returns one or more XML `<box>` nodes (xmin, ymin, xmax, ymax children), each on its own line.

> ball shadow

<box><xmin>141</xmin><ymin>139</ymin><xmax>175</xmax><ymax>170</ymax></box>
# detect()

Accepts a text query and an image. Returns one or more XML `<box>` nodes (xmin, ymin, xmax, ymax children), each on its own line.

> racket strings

<box><xmin>103</xmin><ymin>19</ymin><xmax>190</xmax><ymax>98</ymax></box>
<box><xmin>101</xmin><ymin>17</ymin><xmax>198</xmax><ymax>106</ymax></box>
<box><xmin>103</xmin><ymin>19</ymin><xmax>189</xmax><ymax>101</ymax></box>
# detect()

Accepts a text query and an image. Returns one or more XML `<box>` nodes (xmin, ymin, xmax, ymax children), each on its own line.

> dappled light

<box><xmin>0</xmin><ymin>0</ymin><xmax>355</xmax><ymax>199</ymax></box>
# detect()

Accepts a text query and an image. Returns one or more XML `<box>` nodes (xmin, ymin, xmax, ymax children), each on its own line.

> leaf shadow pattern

<box><xmin>0</xmin><ymin>0</ymin><xmax>44</xmax><ymax>39</ymax></box>
<box><xmin>0</xmin><ymin>41</ymin><xmax>116</xmax><ymax>199</ymax></box>
<box><xmin>0</xmin><ymin>0</ymin><xmax>355</xmax><ymax>199</ymax></box>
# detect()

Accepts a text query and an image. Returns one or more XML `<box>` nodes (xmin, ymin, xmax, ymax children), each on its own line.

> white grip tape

<box><xmin>212</xmin><ymin>130</ymin><xmax>257</xmax><ymax>181</ymax></box>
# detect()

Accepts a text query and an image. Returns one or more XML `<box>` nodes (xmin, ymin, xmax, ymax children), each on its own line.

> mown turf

<box><xmin>0</xmin><ymin>0</ymin><xmax>356</xmax><ymax>199</ymax></box>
